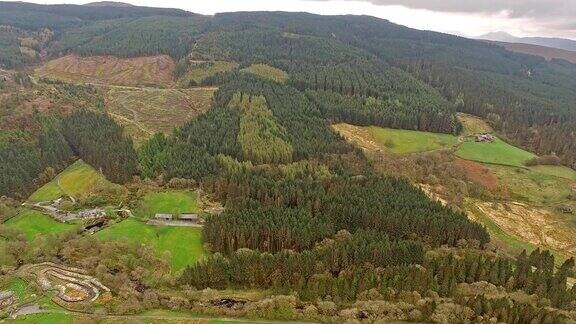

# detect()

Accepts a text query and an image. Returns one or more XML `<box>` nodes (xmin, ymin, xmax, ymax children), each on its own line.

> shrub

<box><xmin>525</xmin><ymin>154</ymin><xmax>561</xmax><ymax>166</ymax></box>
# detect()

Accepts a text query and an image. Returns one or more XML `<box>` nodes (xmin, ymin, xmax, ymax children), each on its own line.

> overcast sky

<box><xmin>11</xmin><ymin>0</ymin><xmax>576</xmax><ymax>39</ymax></box>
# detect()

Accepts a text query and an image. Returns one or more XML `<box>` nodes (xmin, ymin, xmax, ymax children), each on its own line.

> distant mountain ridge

<box><xmin>492</xmin><ymin>41</ymin><xmax>576</xmax><ymax>64</ymax></box>
<box><xmin>479</xmin><ymin>31</ymin><xmax>576</xmax><ymax>52</ymax></box>
<box><xmin>84</xmin><ymin>1</ymin><xmax>134</xmax><ymax>7</ymax></box>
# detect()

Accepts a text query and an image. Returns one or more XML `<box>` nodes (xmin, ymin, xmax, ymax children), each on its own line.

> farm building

<box><xmin>180</xmin><ymin>214</ymin><xmax>199</xmax><ymax>222</ymax></box>
<box><xmin>475</xmin><ymin>133</ymin><xmax>495</xmax><ymax>142</ymax></box>
<box><xmin>155</xmin><ymin>214</ymin><xmax>173</xmax><ymax>221</ymax></box>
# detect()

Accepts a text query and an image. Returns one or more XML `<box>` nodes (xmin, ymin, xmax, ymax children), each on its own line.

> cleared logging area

<box><xmin>230</xmin><ymin>93</ymin><xmax>293</xmax><ymax>164</ymax></box>
<box><xmin>105</xmin><ymin>87</ymin><xmax>215</xmax><ymax>145</ymax></box>
<box><xmin>35</xmin><ymin>54</ymin><xmax>176</xmax><ymax>87</ymax></box>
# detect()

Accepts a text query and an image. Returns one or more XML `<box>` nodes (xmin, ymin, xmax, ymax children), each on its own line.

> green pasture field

<box><xmin>136</xmin><ymin>190</ymin><xmax>200</xmax><ymax>219</ymax></box>
<box><xmin>530</xmin><ymin>165</ymin><xmax>576</xmax><ymax>181</ymax></box>
<box><xmin>367</xmin><ymin>126</ymin><xmax>458</xmax><ymax>154</ymax></box>
<box><xmin>4</xmin><ymin>209</ymin><xmax>75</xmax><ymax>241</ymax></box>
<box><xmin>28</xmin><ymin>160</ymin><xmax>120</xmax><ymax>202</ymax></box>
<box><xmin>455</xmin><ymin>137</ymin><xmax>535</xmax><ymax>167</ymax></box>
<box><xmin>95</xmin><ymin>218</ymin><xmax>203</xmax><ymax>271</ymax></box>
<box><xmin>489</xmin><ymin>165</ymin><xmax>575</xmax><ymax>205</ymax></box>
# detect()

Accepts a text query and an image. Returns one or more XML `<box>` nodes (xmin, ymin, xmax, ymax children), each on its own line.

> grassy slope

<box><xmin>136</xmin><ymin>190</ymin><xmax>200</xmax><ymax>219</ymax></box>
<box><xmin>457</xmin><ymin>113</ymin><xmax>493</xmax><ymax>136</ymax></box>
<box><xmin>5</xmin><ymin>278</ymin><xmax>30</xmax><ymax>300</ymax></box>
<box><xmin>490</xmin><ymin>165</ymin><xmax>575</xmax><ymax>205</ymax></box>
<box><xmin>455</xmin><ymin>138</ymin><xmax>536</xmax><ymax>167</ymax></box>
<box><xmin>4</xmin><ymin>209</ymin><xmax>75</xmax><ymax>240</ymax></box>
<box><xmin>29</xmin><ymin>160</ymin><xmax>120</xmax><ymax>202</ymax></box>
<box><xmin>530</xmin><ymin>165</ymin><xmax>576</xmax><ymax>180</ymax></box>
<box><xmin>241</xmin><ymin>64</ymin><xmax>288</xmax><ymax>83</ymax></box>
<box><xmin>95</xmin><ymin>218</ymin><xmax>203</xmax><ymax>271</ymax></box>
<box><xmin>178</xmin><ymin>60</ymin><xmax>239</xmax><ymax>86</ymax></box>
<box><xmin>466</xmin><ymin>200</ymin><xmax>536</xmax><ymax>256</ymax></box>
<box><xmin>14</xmin><ymin>313</ymin><xmax>74</xmax><ymax>323</ymax></box>
<box><xmin>367</xmin><ymin>126</ymin><xmax>458</xmax><ymax>154</ymax></box>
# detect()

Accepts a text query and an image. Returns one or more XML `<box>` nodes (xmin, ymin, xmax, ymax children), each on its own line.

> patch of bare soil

<box><xmin>332</xmin><ymin>123</ymin><xmax>382</xmax><ymax>153</ymax></box>
<box><xmin>35</xmin><ymin>54</ymin><xmax>176</xmax><ymax>87</ymax></box>
<box><xmin>474</xmin><ymin>200</ymin><xmax>576</xmax><ymax>254</ymax></box>
<box><xmin>455</xmin><ymin>158</ymin><xmax>499</xmax><ymax>190</ymax></box>
<box><xmin>419</xmin><ymin>184</ymin><xmax>448</xmax><ymax>206</ymax></box>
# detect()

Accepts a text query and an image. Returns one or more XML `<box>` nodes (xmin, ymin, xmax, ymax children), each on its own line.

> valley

<box><xmin>1</xmin><ymin>2</ymin><xmax>576</xmax><ymax>323</ymax></box>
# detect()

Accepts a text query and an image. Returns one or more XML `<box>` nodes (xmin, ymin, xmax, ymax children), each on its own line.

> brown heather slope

<box><xmin>35</xmin><ymin>54</ymin><xmax>176</xmax><ymax>87</ymax></box>
<box><xmin>455</xmin><ymin>158</ymin><xmax>499</xmax><ymax>190</ymax></box>
<box><xmin>493</xmin><ymin>41</ymin><xmax>576</xmax><ymax>64</ymax></box>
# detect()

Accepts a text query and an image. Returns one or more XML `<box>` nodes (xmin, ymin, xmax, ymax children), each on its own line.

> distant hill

<box><xmin>84</xmin><ymin>1</ymin><xmax>134</xmax><ymax>7</ymax></box>
<box><xmin>0</xmin><ymin>1</ymin><xmax>193</xmax><ymax>31</ymax></box>
<box><xmin>492</xmin><ymin>41</ymin><xmax>576</xmax><ymax>64</ymax></box>
<box><xmin>479</xmin><ymin>31</ymin><xmax>576</xmax><ymax>52</ymax></box>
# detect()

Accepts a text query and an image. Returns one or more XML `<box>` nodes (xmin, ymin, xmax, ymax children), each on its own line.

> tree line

<box><xmin>181</xmin><ymin>244</ymin><xmax>576</xmax><ymax>311</ymax></box>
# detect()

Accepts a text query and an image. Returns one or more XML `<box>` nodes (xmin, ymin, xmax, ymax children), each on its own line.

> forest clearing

<box><xmin>35</xmin><ymin>54</ymin><xmax>177</xmax><ymax>87</ymax></box>
<box><xmin>105</xmin><ymin>86</ymin><xmax>215</xmax><ymax>144</ymax></box>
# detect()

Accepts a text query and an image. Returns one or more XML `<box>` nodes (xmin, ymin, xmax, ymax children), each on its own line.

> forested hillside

<box><xmin>196</xmin><ymin>12</ymin><xmax>576</xmax><ymax>169</ymax></box>
<box><xmin>2</xmin><ymin>3</ymin><xmax>576</xmax><ymax>322</ymax></box>
<box><xmin>2</xmin><ymin>4</ymin><xmax>575</xmax><ymax>169</ymax></box>
<box><xmin>0</xmin><ymin>1</ymin><xmax>201</xmax><ymax>67</ymax></box>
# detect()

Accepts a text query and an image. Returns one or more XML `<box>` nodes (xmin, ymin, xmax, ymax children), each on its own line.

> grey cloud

<box><xmin>329</xmin><ymin>0</ymin><xmax>576</xmax><ymax>18</ymax></box>
<box><xmin>310</xmin><ymin>0</ymin><xmax>576</xmax><ymax>36</ymax></box>
<box><xmin>312</xmin><ymin>0</ymin><xmax>576</xmax><ymax>18</ymax></box>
